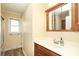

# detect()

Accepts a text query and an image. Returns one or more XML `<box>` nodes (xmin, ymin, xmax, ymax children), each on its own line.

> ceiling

<box><xmin>1</xmin><ymin>3</ymin><xmax>29</xmax><ymax>14</ymax></box>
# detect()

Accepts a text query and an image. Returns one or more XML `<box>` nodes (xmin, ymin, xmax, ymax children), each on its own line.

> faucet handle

<box><xmin>53</xmin><ymin>39</ymin><xmax>59</xmax><ymax>44</ymax></box>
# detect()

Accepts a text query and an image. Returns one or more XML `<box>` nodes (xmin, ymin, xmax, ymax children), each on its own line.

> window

<box><xmin>9</xmin><ymin>18</ymin><xmax>20</xmax><ymax>33</ymax></box>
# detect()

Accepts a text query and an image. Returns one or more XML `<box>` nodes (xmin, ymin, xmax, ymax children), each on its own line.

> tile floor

<box><xmin>2</xmin><ymin>48</ymin><xmax>24</xmax><ymax>56</ymax></box>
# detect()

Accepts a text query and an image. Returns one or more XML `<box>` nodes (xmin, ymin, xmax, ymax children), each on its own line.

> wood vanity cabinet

<box><xmin>34</xmin><ymin>43</ymin><xmax>61</xmax><ymax>56</ymax></box>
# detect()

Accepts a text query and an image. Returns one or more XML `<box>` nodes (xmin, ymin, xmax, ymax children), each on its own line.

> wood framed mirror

<box><xmin>45</xmin><ymin>3</ymin><xmax>79</xmax><ymax>32</ymax></box>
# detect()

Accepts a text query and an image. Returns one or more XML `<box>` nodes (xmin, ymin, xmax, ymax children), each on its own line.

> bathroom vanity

<box><xmin>34</xmin><ymin>43</ymin><xmax>61</xmax><ymax>56</ymax></box>
<box><xmin>34</xmin><ymin>38</ymin><xmax>79</xmax><ymax>56</ymax></box>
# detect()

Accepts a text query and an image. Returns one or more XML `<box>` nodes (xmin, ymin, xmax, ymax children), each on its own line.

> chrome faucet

<box><xmin>53</xmin><ymin>39</ymin><xmax>59</xmax><ymax>44</ymax></box>
<box><xmin>53</xmin><ymin>37</ymin><xmax>64</xmax><ymax>46</ymax></box>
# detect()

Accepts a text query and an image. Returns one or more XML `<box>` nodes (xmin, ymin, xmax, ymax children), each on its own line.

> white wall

<box><xmin>21</xmin><ymin>4</ymin><xmax>34</xmax><ymax>56</ymax></box>
<box><xmin>1</xmin><ymin>10</ymin><xmax>22</xmax><ymax>50</ymax></box>
<box><xmin>32</xmin><ymin>4</ymin><xmax>48</xmax><ymax>39</ymax></box>
<box><xmin>21</xmin><ymin>4</ymin><xmax>48</xmax><ymax>56</ymax></box>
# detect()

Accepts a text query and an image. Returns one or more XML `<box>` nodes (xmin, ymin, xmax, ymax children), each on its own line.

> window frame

<box><xmin>8</xmin><ymin>17</ymin><xmax>20</xmax><ymax>34</ymax></box>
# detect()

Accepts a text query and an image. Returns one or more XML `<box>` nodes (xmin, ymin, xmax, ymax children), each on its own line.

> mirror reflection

<box><xmin>48</xmin><ymin>4</ymin><xmax>71</xmax><ymax>30</ymax></box>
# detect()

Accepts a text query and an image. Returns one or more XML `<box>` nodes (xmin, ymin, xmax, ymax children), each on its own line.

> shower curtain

<box><xmin>0</xmin><ymin>16</ymin><xmax>5</xmax><ymax>56</ymax></box>
<box><xmin>0</xmin><ymin>16</ymin><xmax>1</xmax><ymax>55</ymax></box>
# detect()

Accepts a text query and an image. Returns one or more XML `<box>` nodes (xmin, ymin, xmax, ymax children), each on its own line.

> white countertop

<box><xmin>34</xmin><ymin>38</ymin><xmax>79</xmax><ymax>56</ymax></box>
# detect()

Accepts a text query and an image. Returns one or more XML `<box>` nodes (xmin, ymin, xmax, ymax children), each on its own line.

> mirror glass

<box><xmin>48</xmin><ymin>4</ymin><xmax>71</xmax><ymax>31</ymax></box>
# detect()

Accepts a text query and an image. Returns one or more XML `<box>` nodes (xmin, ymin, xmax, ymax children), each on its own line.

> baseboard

<box><xmin>22</xmin><ymin>49</ymin><xmax>27</xmax><ymax>56</ymax></box>
<box><xmin>4</xmin><ymin>45</ymin><xmax>22</xmax><ymax>51</ymax></box>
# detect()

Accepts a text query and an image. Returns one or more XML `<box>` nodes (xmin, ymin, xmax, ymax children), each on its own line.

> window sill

<box><xmin>9</xmin><ymin>33</ymin><xmax>20</xmax><ymax>35</ymax></box>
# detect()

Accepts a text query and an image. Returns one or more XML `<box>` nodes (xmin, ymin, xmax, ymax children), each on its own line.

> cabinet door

<box><xmin>34</xmin><ymin>43</ymin><xmax>38</xmax><ymax>55</ymax></box>
<box><xmin>72</xmin><ymin>4</ymin><xmax>79</xmax><ymax>31</ymax></box>
<box><xmin>34</xmin><ymin>43</ymin><xmax>46</xmax><ymax>56</ymax></box>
